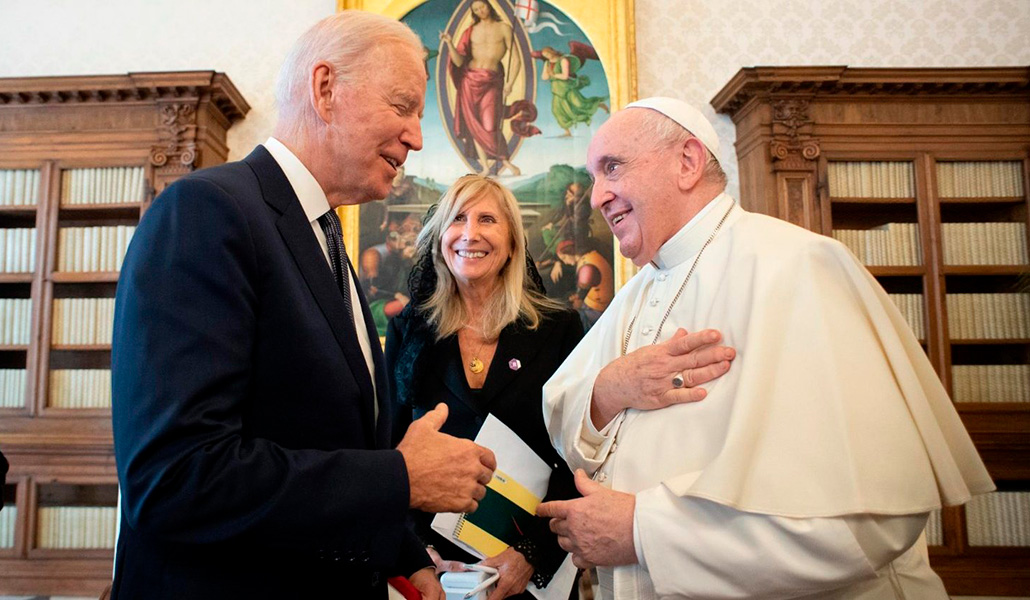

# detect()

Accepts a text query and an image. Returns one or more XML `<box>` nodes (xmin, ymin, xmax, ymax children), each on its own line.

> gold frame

<box><xmin>337</xmin><ymin>0</ymin><xmax>638</xmax><ymax>288</ymax></box>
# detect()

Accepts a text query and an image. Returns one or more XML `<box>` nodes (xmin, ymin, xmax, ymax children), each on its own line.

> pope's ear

<box><xmin>309</xmin><ymin>61</ymin><xmax>336</xmax><ymax>124</ymax></box>
<box><xmin>676</xmin><ymin>136</ymin><xmax>707</xmax><ymax>191</ymax></box>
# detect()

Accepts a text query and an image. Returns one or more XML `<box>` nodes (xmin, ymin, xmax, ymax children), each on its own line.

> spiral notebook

<box><xmin>453</xmin><ymin>468</ymin><xmax>541</xmax><ymax>557</ymax></box>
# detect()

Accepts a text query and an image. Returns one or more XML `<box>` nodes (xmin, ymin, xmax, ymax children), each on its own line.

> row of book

<box><xmin>36</xmin><ymin>506</ymin><xmax>117</xmax><ymax>549</ymax></box>
<box><xmin>946</xmin><ymin>294</ymin><xmax>1030</xmax><ymax>340</ymax></box>
<box><xmin>827</xmin><ymin>161</ymin><xmax>915</xmax><ymax>198</ymax></box>
<box><xmin>15</xmin><ymin>366</ymin><xmax>1030</xmax><ymax>412</ymax></box>
<box><xmin>0</xmin><ymin>169</ymin><xmax>40</xmax><ymax>207</ymax></box>
<box><xmin>48</xmin><ymin>364</ymin><xmax>1012</xmax><ymax>410</ymax></box>
<box><xmin>952</xmin><ymin>365</ymin><xmax>1029</xmax><ymax>403</ymax></box>
<box><xmin>965</xmin><ymin>492</ymin><xmax>1030</xmax><ymax>546</ymax></box>
<box><xmin>826</xmin><ymin>160</ymin><xmax>1025</xmax><ymax>199</ymax></box>
<box><xmin>49</xmin><ymin>369</ymin><xmax>112</xmax><ymax>409</ymax></box>
<box><xmin>0</xmin><ymin>298</ymin><xmax>32</xmax><ymax>346</ymax></box>
<box><xmin>832</xmin><ymin>224</ymin><xmax>922</xmax><ymax>266</ymax></box>
<box><xmin>887</xmin><ymin>293</ymin><xmax>925</xmax><ymax>340</ymax></box>
<box><xmin>10</xmin><ymin>490</ymin><xmax>1024</xmax><ymax>553</ymax></box>
<box><xmin>51</xmin><ymin>298</ymin><xmax>115</xmax><ymax>346</ymax></box>
<box><xmin>29</xmin><ymin>495</ymin><xmax>1018</xmax><ymax>552</ymax></box>
<box><xmin>0</xmin><ymin>369</ymin><xmax>26</xmax><ymax>408</ymax></box>
<box><xmin>57</xmin><ymin>225</ymin><xmax>136</xmax><ymax>273</ymax></box>
<box><xmin>61</xmin><ymin>166</ymin><xmax>145</xmax><ymax>206</ymax></box>
<box><xmin>0</xmin><ymin>506</ymin><xmax>15</xmax><ymax>548</ymax></box>
<box><xmin>0</xmin><ymin>228</ymin><xmax>37</xmax><ymax>273</ymax></box>
<box><xmin>937</xmin><ymin>161</ymin><xmax>1024</xmax><ymax>199</ymax></box>
<box><xmin>941</xmin><ymin>222</ymin><xmax>1028</xmax><ymax>266</ymax></box>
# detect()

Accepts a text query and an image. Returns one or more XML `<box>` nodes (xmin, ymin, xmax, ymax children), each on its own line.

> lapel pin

<box><xmin>508</xmin><ymin>358</ymin><xmax>521</xmax><ymax>371</ymax></box>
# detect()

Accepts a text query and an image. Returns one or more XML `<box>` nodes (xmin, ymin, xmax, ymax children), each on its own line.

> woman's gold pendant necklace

<box><xmin>465</xmin><ymin>326</ymin><xmax>487</xmax><ymax>374</ymax></box>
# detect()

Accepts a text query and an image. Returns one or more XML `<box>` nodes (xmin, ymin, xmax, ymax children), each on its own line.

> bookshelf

<box><xmin>713</xmin><ymin>66</ymin><xmax>1030</xmax><ymax>595</ymax></box>
<box><xmin>0</xmin><ymin>72</ymin><xmax>248</xmax><ymax>596</ymax></box>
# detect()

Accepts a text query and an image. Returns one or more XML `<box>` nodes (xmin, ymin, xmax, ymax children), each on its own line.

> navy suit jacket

<box><xmin>111</xmin><ymin>146</ymin><xmax>428</xmax><ymax>599</ymax></box>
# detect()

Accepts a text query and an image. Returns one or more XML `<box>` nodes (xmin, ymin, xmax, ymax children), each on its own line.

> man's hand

<box><xmin>408</xmin><ymin>566</ymin><xmax>445</xmax><ymax>600</ymax></box>
<box><xmin>536</xmin><ymin>470</ymin><xmax>637</xmax><ymax>569</ymax></box>
<box><xmin>590</xmin><ymin>328</ymin><xmax>734</xmax><ymax>428</ymax></box>
<box><xmin>398</xmin><ymin>404</ymin><xmax>497</xmax><ymax>513</ymax></box>
<box><xmin>481</xmin><ymin>546</ymin><xmax>533</xmax><ymax>599</ymax></box>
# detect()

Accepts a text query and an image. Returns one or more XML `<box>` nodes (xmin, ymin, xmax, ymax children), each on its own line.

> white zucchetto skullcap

<box><xmin>625</xmin><ymin>97</ymin><xmax>722</xmax><ymax>164</ymax></box>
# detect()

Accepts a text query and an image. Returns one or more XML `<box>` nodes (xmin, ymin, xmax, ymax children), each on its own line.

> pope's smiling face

<box><xmin>587</xmin><ymin>109</ymin><xmax>685</xmax><ymax>266</ymax></box>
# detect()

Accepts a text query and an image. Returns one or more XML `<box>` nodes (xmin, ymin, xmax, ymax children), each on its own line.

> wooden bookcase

<box><xmin>0</xmin><ymin>72</ymin><xmax>249</xmax><ymax>596</ymax></box>
<box><xmin>712</xmin><ymin>66</ymin><xmax>1030</xmax><ymax>595</ymax></box>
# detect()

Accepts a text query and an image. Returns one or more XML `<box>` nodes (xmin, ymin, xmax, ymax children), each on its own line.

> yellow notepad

<box><xmin>454</xmin><ymin>469</ymin><xmax>541</xmax><ymax>557</ymax></box>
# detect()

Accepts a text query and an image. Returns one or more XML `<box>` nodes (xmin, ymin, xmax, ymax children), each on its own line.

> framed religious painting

<box><xmin>338</xmin><ymin>0</ymin><xmax>637</xmax><ymax>337</ymax></box>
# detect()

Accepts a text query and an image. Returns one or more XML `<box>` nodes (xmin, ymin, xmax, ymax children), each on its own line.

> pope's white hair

<box><xmin>274</xmin><ymin>11</ymin><xmax>422</xmax><ymax>140</ymax></box>
<box><xmin>637</xmin><ymin>109</ymin><xmax>727</xmax><ymax>189</ymax></box>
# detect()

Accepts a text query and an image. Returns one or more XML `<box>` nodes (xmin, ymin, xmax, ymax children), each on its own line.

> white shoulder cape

<box><xmin>544</xmin><ymin>200</ymin><xmax>994</xmax><ymax>517</ymax></box>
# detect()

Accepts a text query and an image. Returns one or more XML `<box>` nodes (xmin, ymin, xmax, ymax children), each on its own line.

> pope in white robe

<box><xmin>537</xmin><ymin>98</ymin><xmax>994</xmax><ymax>600</ymax></box>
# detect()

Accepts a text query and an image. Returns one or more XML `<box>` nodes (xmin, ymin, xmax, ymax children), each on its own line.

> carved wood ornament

<box><xmin>769</xmin><ymin>98</ymin><xmax>820</xmax><ymax>169</ymax></box>
<box><xmin>151</xmin><ymin>103</ymin><xmax>199</xmax><ymax>168</ymax></box>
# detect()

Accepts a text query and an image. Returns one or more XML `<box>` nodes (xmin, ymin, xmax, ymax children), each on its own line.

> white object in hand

<box><xmin>440</xmin><ymin>564</ymin><xmax>499</xmax><ymax>600</ymax></box>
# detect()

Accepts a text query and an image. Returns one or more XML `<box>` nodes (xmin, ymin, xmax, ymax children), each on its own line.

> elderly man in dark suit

<box><xmin>111</xmin><ymin>11</ymin><xmax>495</xmax><ymax>600</ymax></box>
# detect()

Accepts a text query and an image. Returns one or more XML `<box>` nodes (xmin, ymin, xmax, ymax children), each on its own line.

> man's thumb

<box><xmin>422</xmin><ymin>403</ymin><xmax>449</xmax><ymax>431</ymax></box>
<box><xmin>574</xmin><ymin>469</ymin><xmax>602</xmax><ymax>495</ymax></box>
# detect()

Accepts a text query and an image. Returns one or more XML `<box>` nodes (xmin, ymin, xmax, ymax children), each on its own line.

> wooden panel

<box><xmin>0</xmin><ymin>71</ymin><xmax>247</xmax><ymax>597</ymax></box>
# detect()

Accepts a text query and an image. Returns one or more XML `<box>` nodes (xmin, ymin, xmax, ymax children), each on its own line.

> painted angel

<box><xmin>534</xmin><ymin>41</ymin><xmax>609</xmax><ymax>137</ymax></box>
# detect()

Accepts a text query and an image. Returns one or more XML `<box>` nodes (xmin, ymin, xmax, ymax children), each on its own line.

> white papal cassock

<box><xmin>543</xmin><ymin>194</ymin><xmax>994</xmax><ymax>599</ymax></box>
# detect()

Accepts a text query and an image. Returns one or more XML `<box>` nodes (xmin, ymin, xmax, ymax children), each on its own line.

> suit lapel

<box><xmin>439</xmin><ymin>335</ymin><xmax>484</xmax><ymax>416</ymax></box>
<box><xmin>479</xmin><ymin>323</ymin><xmax>527</xmax><ymax>408</ymax></box>
<box><xmin>435</xmin><ymin>322</ymin><xmax>534</xmax><ymax>416</ymax></box>
<box><xmin>349</xmin><ymin>260</ymin><xmax>391</xmax><ymax>447</ymax></box>
<box><xmin>244</xmin><ymin>147</ymin><xmax>377</xmax><ymax>432</ymax></box>
<box><xmin>480</xmin><ymin>317</ymin><xmax>566</xmax><ymax>414</ymax></box>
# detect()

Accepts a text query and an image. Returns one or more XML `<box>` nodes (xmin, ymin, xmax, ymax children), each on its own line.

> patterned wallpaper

<box><xmin>1</xmin><ymin>0</ymin><xmax>1028</xmax><ymax>196</ymax></box>
<box><xmin>635</xmin><ymin>0</ymin><xmax>1030</xmax><ymax>195</ymax></box>
<box><xmin>0</xmin><ymin>0</ymin><xmax>335</xmax><ymax>165</ymax></box>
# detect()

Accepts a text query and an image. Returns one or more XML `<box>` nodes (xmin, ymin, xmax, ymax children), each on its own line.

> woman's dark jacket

<box><xmin>387</xmin><ymin>304</ymin><xmax>584</xmax><ymax>591</ymax></box>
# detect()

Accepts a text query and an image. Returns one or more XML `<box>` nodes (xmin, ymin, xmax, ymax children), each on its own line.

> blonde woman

<box><xmin>387</xmin><ymin>175</ymin><xmax>583</xmax><ymax>599</ymax></box>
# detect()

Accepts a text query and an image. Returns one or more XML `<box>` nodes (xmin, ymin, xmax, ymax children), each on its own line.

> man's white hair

<box><xmin>637</xmin><ymin>109</ymin><xmax>728</xmax><ymax>189</ymax></box>
<box><xmin>274</xmin><ymin>10</ymin><xmax>422</xmax><ymax>140</ymax></box>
